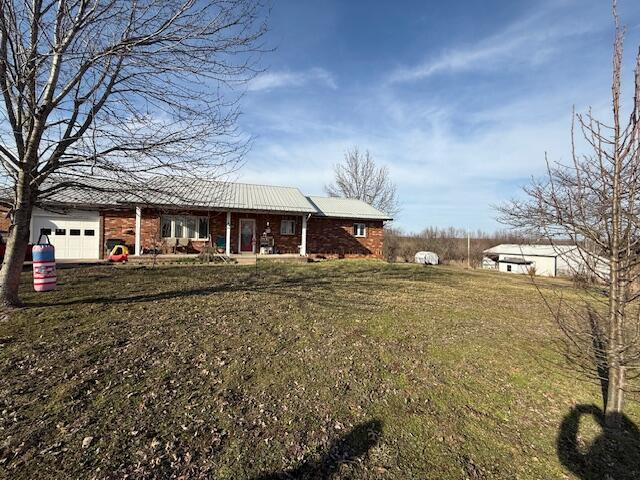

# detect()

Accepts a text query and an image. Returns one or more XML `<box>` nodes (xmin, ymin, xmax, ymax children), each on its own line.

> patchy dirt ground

<box><xmin>0</xmin><ymin>261</ymin><xmax>638</xmax><ymax>479</ymax></box>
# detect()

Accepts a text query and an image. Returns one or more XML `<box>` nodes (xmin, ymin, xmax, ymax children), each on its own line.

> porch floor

<box><xmin>128</xmin><ymin>253</ymin><xmax>308</xmax><ymax>266</ymax></box>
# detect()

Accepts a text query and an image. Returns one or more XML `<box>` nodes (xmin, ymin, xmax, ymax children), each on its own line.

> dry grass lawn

<box><xmin>1</xmin><ymin>260</ymin><xmax>639</xmax><ymax>479</ymax></box>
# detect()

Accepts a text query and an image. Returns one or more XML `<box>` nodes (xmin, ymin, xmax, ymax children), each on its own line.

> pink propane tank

<box><xmin>32</xmin><ymin>235</ymin><xmax>56</xmax><ymax>292</ymax></box>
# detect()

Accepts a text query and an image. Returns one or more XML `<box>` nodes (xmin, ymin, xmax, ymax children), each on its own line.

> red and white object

<box><xmin>32</xmin><ymin>236</ymin><xmax>56</xmax><ymax>292</ymax></box>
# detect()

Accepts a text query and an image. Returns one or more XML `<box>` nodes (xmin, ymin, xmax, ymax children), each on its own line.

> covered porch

<box><xmin>126</xmin><ymin>252</ymin><xmax>309</xmax><ymax>267</ymax></box>
<box><xmin>132</xmin><ymin>207</ymin><xmax>310</xmax><ymax>257</ymax></box>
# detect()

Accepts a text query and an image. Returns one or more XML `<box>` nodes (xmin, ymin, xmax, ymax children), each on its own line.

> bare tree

<box><xmin>0</xmin><ymin>0</ymin><xmax>268</xmax><ymax>306</ymax></box>
<box><xmin>325</xmin><ymin>147</ymin><xmax>399</xmax><ymax>218</ymax></box>
<box><xmin>499</xmin><ymin>2</ymin><xmax>640</xmax><ymax>428</ymax></box>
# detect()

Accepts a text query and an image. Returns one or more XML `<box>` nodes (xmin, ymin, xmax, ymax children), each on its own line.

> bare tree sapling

<box><xmin>500</xmin><ymin>3</ymin><xmax>640</xmax><ymax>428</ymax></box>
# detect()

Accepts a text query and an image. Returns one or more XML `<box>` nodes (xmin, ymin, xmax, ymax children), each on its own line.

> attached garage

<box><xmin>30</xmin><ymin>209</ymin><xmax>100</xmax><ymax>259</ymax></box>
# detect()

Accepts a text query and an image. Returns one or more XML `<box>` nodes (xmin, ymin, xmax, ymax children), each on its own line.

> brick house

<box><xmin>12</xmin><ymin>178</ymin><xmax>391</xmax><ymax>260</ymax></box>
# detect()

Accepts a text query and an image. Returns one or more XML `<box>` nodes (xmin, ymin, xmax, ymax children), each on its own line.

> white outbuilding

<box><xmin>482</xmin><ymin>244</ymin><xmax>609</xmax><ymax>278</ymax></box>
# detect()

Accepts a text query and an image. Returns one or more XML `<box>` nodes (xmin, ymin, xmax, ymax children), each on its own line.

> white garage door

<box><xmin>31</xmin><ymin>210</ymin><xmax>100</xmax><ymax>259</ymax></box>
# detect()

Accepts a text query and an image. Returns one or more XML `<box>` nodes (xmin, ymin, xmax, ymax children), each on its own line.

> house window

<box><xmin>84</xmin><ymin>229</ymin><xmax>95</xmax><ymax>236</ymax></box>
<box><xmin>161</xmin><ymin>217</ymin><xmax>172</xmax><ymax>237</ymax></box>
<box><xmin>507</xmin><ymin>265</ymin><xmax>512</xmax><ymax>272</ymax></box>
<box><xmin>198</xmin><ymin>218</ymin><xmax>209</xmax><ymax>239</ymax></box>
<box><xmin>70</xmin><ymin>229</ymin><xmax>81</xmax><ymax>236</ymax></box>
<box><xmin>55</xmin><ymin>228</ymin><xmax>66</xmax><ymax>235</ymax></box>
<box><xmin>160</xmin><ymin>215</ymin><xmax>209</xmax><ymax>239</ymax></box>
<box><xmin>185</xmin><ymin>217</ymin><xmax>196</xmax><ymax>239</ymax></box>
<box><xmin>40</xmin><ymin>228</ymin><xmax>52</xmax><ymax>236</ymax></box>
<box><xmin>174</xmin><ymin>217</ymin><xmax>184</xmax><ymax>238</ymax></box>
<box><xmin>280</xmin><ymin>219</ymin><xmax>295</xmax><ymax>235</ymax></box>
<box><xmin>353</xmin><ymin>223</ymin><xmax>366</xmax><ymax>237</ymax></box>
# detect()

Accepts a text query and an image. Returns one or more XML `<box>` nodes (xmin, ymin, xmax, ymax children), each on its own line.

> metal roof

<box><xmin>306</xmin><ymin>196</ymin><xmax>392</xmax><ymax>220</ymax></box>
<box><xmin>483</xmin><ymin>244</ymin><xmax>579</xmax><ymax>257</ymax></box>
<box><xmin>37</xmin><ymin>177</ymin><xmax>138</xmax><ymax>206</ymax></box>
<box><xmin>33</xmin><ymin>177</ymin><xmax>392</xmax><ymax>217</ymax></box>
<box><xmin>39</xmin><ymin>177</ymin><xmax>316</xmax><ymax>213</ymax></box>
<box><xmin>144</xmin><ymin>177</ymin><xmax>316</xmax><ymax>213</ymax></box>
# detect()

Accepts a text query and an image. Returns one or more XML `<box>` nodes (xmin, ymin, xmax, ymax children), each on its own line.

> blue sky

<box><xmin>235</xmin><ymin>0</ymin><xmax>640</xmax><ymax>232</ymax></box>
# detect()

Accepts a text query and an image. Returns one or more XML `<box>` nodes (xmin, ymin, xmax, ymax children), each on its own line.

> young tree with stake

<box><xmin>0</xmin><ymin>0</ymin><xmax>267</xmax><ymax>306</ymax></box>
<box><xmin>500</xmin><ymin>2</ymin><xmax>640</xmax><ymax>428</ymax></box>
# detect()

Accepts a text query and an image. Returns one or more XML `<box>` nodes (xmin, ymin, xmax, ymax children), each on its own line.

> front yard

<box><xmin>1</xmin><ymin>261</ymin><xmax>638</xmax><ymax>479</ymax></box>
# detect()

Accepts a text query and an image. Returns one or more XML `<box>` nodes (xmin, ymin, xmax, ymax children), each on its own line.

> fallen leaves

<box><xmin>81</xmin><ymin>436</ymin><xmax>93</xmax><ymax>449</ymax></box>
<box><xmin>0</xmin><ymin>262</ymin><xmax>626</xmax><ymax>479</ymax></box>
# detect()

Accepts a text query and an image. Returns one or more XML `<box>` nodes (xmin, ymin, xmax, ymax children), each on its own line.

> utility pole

<box><xmin>467</xmin><ymin>228</ymin><xmax>471</xmax><ymax>269</ymax></box>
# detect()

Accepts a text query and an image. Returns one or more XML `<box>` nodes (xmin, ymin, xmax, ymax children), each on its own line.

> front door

<box><xmin>239</xmin><ymin>219</ymin><xmax>255</xmax><ymax>253</ymax></box>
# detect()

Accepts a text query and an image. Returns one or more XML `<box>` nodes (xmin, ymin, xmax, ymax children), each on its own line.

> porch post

<box><xmin>134</xmin><ymin>206</ymin><xmax>142</xmax><ymax>256</ymax></box>
<box><xmin>225</xmin><ymin>211</ymin><xmax>231</xmax><ymax>256</ymax></box>
<box><xmin>300</xmin><ymin>214</ymin><xmax>307</xmax><ymax>256</ymax></box>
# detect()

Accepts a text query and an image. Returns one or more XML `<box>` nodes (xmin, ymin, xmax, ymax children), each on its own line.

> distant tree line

<box><xmin>383</xmin><ymin>227</ymin><xmax>531</xmax><ymax>266</ymax></box>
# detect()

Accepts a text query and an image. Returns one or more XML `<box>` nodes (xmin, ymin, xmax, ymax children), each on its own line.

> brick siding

<box><xmin>101</xmin><ymin>209</ymin><xmax>383</xmax><ymax>257</ymax></box>
<box><xmin>307</xmin><ymin>217</ymin><xmax>384</xmax><ymax>259</ymax></box>
<box><xmin>140</xmin><ymin>211</ymin><xmax>161</xmax><ymax>251</ymax></box>
<box><xmin>102</xmin><ymin>210</ymin><xmax>136</xmax><ymax>255</ymax></box>
<box><xmin>0</xmin><ymin>207</ymin><xmax>10</xmax><ymax>234</ymax></box>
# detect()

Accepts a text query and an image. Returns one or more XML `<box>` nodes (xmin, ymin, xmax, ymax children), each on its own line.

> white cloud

<box><xmin>238</xmin><ymin>1</ymin><xmax>621</xmax><ymax>231</ymax></box>
<box><xmin>387</xmin><ymin>6</ymin><xmax>599</xmax><ymax>84</ymax></box>
<box><xmin>247</xmin><ymin>67</ymin><xmax>337</xmax><ymax>92</ymax></box>
<box><xmin>240</xmin><ymin>76</ymin><xmax>610</xmax><ymax>231</ymax></box>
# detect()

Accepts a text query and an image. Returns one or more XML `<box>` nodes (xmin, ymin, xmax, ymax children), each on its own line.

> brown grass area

<box><xmin>0</xmin><ymin>261</ymin><xmax>637</xmax><ymax>479</ymax></box>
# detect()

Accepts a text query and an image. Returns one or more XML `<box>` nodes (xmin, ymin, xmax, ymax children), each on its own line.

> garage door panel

<box><xmin>31</xmin><ymin>211</ymin><xmax>100</xmax><ymax>259</ymax></box>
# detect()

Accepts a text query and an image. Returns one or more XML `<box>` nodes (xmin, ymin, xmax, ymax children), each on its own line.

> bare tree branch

<box><xmin>0</xmin><ymin>0</ymin><xmax>269</xmax><ymax>306</ymax></box>
<box><xmin>325</xmin><ymin>147</ymin><xmax>400</xmax><ymax>219</ymax></box>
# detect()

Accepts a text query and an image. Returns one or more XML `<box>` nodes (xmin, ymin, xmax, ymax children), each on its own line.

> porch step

<box><xmin>256</xmin><ymin>255</ymin><xmax>310</xmax><ymax>264</ymax></box>
<box><xmin>234</xmin><ymin>256</ymin><xmax>257</xmax><ymax>265</ymax></box>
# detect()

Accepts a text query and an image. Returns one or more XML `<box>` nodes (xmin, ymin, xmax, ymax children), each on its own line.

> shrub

<box><xmin>197</xmin><ymin>246</ymin><xmax>233</xmax><ymax>263</ymax></box>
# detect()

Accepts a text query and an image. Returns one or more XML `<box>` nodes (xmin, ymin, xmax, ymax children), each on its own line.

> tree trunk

<box><xmin>605</xmin><ymin>252</ymin><xmax>626</xmax><ymax>428</ymax></box>
<box><xmin>605</xmin><ymin>55</ymin><xmax>625</xmax><ymax>427</ymax></box>
<box><xmin>0</xmin><ymin>180</ymin><xmax>33</xmax><ymax>308</ymax></box>
<box><xmin>605</xmin><ymin>363</ymin><xmax>625</xmax><ymax>425</ymax></box>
